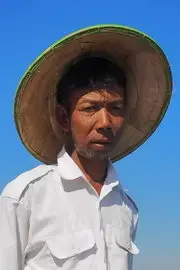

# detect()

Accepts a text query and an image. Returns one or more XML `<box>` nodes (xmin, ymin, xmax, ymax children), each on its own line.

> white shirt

<box><xmin>0</xmin><ymin>147</ymin><xmax>139</xmax><ymax>270</ymax></box>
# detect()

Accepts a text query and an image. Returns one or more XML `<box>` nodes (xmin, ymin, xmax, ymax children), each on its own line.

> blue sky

<box><xmin>0</xmin><ymin>1</ymin><xmax>179</xmax><ymax>269</ymax></box>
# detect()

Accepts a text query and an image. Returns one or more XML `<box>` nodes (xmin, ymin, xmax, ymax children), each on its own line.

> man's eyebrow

<box><xmin>79</xmin><ymin>97</ymin><xmax>124</xmax><ymax>104</ymax></box>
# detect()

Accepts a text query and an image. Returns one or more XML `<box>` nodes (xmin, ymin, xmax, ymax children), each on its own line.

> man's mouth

<box><xmin>91</xmin><ymin>140</ymin><xmax>113</xmax><ymax>144</ymax></box>
<box><xmin>88</xmin><ymin>139</ymin><xmax>115</xmax><ymax>152</ymax></box>
<box><xmin>90</xmin><ymin>140</ymin><xmax>114</xmax><ymax>148</ymax></box>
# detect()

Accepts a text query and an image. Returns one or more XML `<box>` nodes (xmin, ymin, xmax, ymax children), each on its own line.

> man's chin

<box><xmin>76</xmin><ymin>147</ymin><xmax>111</xmax><ymax>160</ymax></box>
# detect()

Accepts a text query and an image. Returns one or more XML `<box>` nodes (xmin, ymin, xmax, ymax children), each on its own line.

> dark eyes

<box><xmin>81</xmin><ymin>105</ymin><xmax>123</xmax><ymax>113</ymax></box>
<box><xmin>112</xmin><ymin>105</ymin><xmax>123</xmax><ymax>110</ymax></box>
<box><xmin>82</xmin><ymin>105</ymin><xmax>98</xmax><ymax>112</ymax></box>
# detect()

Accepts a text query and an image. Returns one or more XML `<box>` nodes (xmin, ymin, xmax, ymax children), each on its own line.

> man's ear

<box><xmin>56</xmin><ymin>104</ymin><xmax>69</xmax><ymax>133</ymax></box>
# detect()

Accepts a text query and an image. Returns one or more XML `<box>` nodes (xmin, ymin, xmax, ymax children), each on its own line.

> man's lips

<box><xmin>90</xmin><ymin>140</ymin><xmax>113</xmax><ymax>144</ymax></box>
<box><xmin>89</xmin><ymin>141</ymin><xmax>114</xmax><ymax>151</ymax></box>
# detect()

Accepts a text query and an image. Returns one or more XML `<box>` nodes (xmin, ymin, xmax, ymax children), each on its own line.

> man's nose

<box><xmin>96</xmin><ymin>108</ymin><xmax>112</xmax><ymax>131</ymax></box>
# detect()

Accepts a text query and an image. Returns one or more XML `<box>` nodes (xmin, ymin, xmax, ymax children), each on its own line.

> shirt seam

<box><xmin>0</xmin><ymin>195</ymin><xmax>30</xmax><ymax>213</ymax></box>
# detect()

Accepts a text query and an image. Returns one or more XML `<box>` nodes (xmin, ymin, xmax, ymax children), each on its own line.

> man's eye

<box><xmin>112</xmin><ymin>105</ymin><xmax>123</xmax><ymax>110</ymax></box>
<box><xmin>110</xmin><ymin>105</ymin><xmax>124</xmax><ymax>115</ymax></box>
<box><xmin>82</xmin><ymin>106</ymin><xmax>97</xmax><ymax>112</ymax></box>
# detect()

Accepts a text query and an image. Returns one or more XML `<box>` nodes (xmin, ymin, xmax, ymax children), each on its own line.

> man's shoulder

<box><xmin>1</xmin><ymin>164</ymin><xmax>55</xmax><ymax>201</ymax></box>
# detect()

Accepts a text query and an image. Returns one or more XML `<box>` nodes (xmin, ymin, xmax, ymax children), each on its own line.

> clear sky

<box><xmin>0</xmin><ymin>1</ymin><xmax>179</xmax><ymax>269</ymax></box>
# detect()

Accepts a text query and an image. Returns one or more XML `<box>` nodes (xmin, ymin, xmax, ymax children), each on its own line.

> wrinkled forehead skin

<box><xmin>65</xmin><ymin>83</ymin><xmax>125</xmax><ymax>113</ymax></box>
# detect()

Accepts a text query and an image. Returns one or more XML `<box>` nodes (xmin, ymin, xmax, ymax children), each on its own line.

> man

<box><xmin>0</xmin><ymin>25</ymin><xmax>172</xmax><ymax>270</ymax></box>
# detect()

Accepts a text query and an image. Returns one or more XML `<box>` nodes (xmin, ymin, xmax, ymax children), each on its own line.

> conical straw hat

<box><xmin>14</xmin><ymin>24</ymin><xmax>172</xmax><ymax>164</ymax></box>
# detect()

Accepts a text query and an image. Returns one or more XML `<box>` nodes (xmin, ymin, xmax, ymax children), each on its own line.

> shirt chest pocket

<box><xmin>45</xmin><ymin>229</ymin><xmax>96</xmax><ymax>268</ymax></box>
<box><xmin>113</xmin><ymin>226</ymin><xmax>139</xmax><ymax>255</ymax></box>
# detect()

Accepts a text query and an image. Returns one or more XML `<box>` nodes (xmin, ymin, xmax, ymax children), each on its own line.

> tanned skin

<box><xmin>56</xmin><ymin>84</ymin><xmax>126</xmax><ymax>195</ymax></box>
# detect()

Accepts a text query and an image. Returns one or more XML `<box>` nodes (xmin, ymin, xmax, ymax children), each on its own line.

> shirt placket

<box><xmin>98</xmin><ymin>182</ymin><xmax>120</xmax><ymax>270</ymax></box>
<box><xmin>98</xmin><ymin>199</ymin><xmax>110</xmax><ymax>270</ymax></box>
<box><xmin>81</xmin><ymin>179</ymin><xmax>109</xmax><ymax>269</ymax></box>
<box><xmin>79</xmin><ymin>175</ymin><xmax>119</xmax><ymax>270</ymax></box>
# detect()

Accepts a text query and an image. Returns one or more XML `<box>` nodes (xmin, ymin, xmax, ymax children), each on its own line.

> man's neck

<box><xmin>70</xmin><ymin>150</ymin><xmax>109</xmax><ymax>184</ymax></box>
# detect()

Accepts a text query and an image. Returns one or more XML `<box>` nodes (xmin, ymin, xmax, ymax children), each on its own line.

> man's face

<box><xmin>59</xmin><ymin>84</ymin><xmax>126</xmax><ymax>160</ymax></box>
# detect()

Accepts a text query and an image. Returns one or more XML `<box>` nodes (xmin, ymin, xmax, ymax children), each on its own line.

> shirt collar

<box><xmin>57</xmin><ymin>146</ymin><xmax>122</xmax><ymax>191</ymax></box>
<box><xmin>57</xmin><ymin>146</ymin><xmax>83</xmax><ymax>180</ymax></box>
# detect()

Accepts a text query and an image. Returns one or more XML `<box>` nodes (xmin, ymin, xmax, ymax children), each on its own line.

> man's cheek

<box><xmin>115</xmin><ymin>118</ymin><xmax>125</xmax><ymax>131</ymax></box>
<box><xmin>72</xmin><ymin>129</ymin><xmax>87</xmax><ymax>145</ymax></box>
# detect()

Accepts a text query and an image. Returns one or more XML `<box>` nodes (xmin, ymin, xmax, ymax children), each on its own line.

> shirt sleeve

<box><xmin>0</xmin><ymin>196</ymin><xmax>29</xmax><ymax>270</ymax></box>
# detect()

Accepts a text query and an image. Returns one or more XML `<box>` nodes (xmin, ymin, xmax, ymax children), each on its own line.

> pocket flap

<box><xmin>114</xmin><ymin>227</ymin><xmax>139</xmax><ymax>255</ymax></box>
<box><xmin>46</xmin><ymin>229</ymin><xmax>96</xmax><ymax>259</ymax></box>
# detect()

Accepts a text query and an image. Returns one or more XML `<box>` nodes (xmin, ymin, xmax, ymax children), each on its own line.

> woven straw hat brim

<box><xmin>14</xmin><ymin>24</ymin><xmax>172</xmax><ymax>164</ymax></box>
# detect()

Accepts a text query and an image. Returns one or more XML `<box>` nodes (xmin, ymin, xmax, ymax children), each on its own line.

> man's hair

<box><xmin>56</xmin><ymin>55</ymin><xmax>126</xmax><ymax>105</ymax></box>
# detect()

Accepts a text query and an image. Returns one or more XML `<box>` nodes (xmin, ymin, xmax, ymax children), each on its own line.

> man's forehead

<box><xmin>71</xmin><ymin>86</ymin><xmax>125</xmax><ymax>103</ymax></box>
